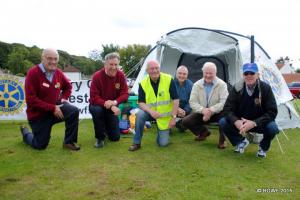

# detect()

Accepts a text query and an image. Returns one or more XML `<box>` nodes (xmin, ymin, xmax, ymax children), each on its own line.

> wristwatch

<box><xmin>113</xmin><ymin>100</ymin><xmax>118</xmax><ymax>106</ymax></box>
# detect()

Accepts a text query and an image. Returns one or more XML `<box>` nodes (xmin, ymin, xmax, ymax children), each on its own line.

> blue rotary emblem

<box><xmin>0</xmin><ymin>75</ymin><xmax>25</xmax><ymax>116</ymax></box>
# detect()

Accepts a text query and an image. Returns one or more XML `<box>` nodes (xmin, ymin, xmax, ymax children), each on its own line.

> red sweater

<box><xmin>25</xmin><ymin>65</ymin><xmax>72</xmax><ymax>120</ymax></box>
<box><xmin>89</xmin><ymin>68</ymin><xmax>128</xmax><ymax>106</ymax></box>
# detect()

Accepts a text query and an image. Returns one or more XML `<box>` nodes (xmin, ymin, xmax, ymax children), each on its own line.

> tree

<box><xmin>119</xmin><ymin>44</ymin><xmax>151</xmax><ymax>73</ymax></box>
<box><xmin>100</xmin><ymin>44</ymin><xmax>120</xmax><ymax>60</ymax></box>
<box><xmin>0</xmin><ymin>41</ymin><xmax>12</xmax><ymax>69</ymax></box>
<box><xmin>28</xmin><ymin>46</ymin><xmax>42</xmax><ymax>65</ymax></box>
<box><xmin>6</xmin><ymin>45</ymin><xmax>33</xmax><ymax>74</ymax></box>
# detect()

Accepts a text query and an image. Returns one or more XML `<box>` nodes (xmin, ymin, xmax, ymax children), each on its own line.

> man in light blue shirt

<box><xmin>174</xmin><ymin>65</ymin><xmax>193</xmax><ymax>132</ymax></box>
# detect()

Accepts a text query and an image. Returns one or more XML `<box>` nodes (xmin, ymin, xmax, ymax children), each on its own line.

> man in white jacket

<box><xmin>182</xmin><ymin>62</ymin><xmax>228</xmax><ymax>149</ymax></box>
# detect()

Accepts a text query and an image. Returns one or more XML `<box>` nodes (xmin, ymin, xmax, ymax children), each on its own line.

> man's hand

<box><xmin>240</xmin><ymin>118</ymin><xmax>256</xmax><ymax>134</ymax></box>
<box><xmin>150</xmin><ymin>110</ymin><xmax>161</xmax><ymax>119</ymax></box>
<box><xmin>177</xmin><ymin>108</ymin><xmax>186</xmax><ymax>118</ymax></box>
<box><xmin>234</xmin><ymin>119</ymin><xmax>244</xmax><ymax>132</ymax></box>
<box><xmin>104</xmin><ymin>100</ymin><xmax>115</xmax><ymax>109</ymax></box>
<box><xmin>53</xmin><ymin>105</ymin><xmax>64</xmax><ymax>119</ymax></box>
<box><xmin>111</xmin><ymin>105</ymin><xmax>120</xmax><ymax>116</ymax></box>
<box><xmin>202</xmin><ymin>108</ymin><xmax>212</xmax><ymax>122</ymax></box>
<box><xmin>61</xmin><ymin>99</ymin><xmax>68</xmax><ymax>103</ymax></box>
<box><xmin>168</xmin><ymin>118</ymin><xmax>176</xmax><ymax>128</ymax></box>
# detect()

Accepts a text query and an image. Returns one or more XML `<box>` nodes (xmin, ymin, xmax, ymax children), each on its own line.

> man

<box><xmin>20</xmin><ymin>48</ymin><xmax>80</xmax><ymax>151</ymax></box>
<box><xmin>89</xmin><ymin>52</ymin><xmax>128</xmax><ymax>148</ymax></box>
<box><xmin>182</xmin><ymin>62</ymin><xmax>228</xmax><ymax>149</ymax></box>
<box><xmin>174</xmin><ymin>65</ymin><xmax>193</xmax><ymax>132</ymax></box>
<box><xmin>219</xmin><ymin>63</ymin><xmax>279</xmax><ymax>158</ymax></box>
<box><xmin>128</xmin><ymin>60</ymin><xmax>179</xmax><ymax>151</ymax></box>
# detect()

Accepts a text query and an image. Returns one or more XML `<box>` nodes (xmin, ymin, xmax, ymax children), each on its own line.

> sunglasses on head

<box><xmin>243</xmin><ymin>71</ymin><xmax>255</xmax><ymax>76</ymax></box>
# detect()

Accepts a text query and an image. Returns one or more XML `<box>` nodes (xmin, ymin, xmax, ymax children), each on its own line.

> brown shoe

<box><xmin>128</xmin><ymin>144</ymin><xmax>141</xmax><ymax>151</ymax></box>
<box><xmin>195</xmin><ymin>130</ymin><xmax>211</xmax><ymax>141</ymax></box>
<box><xmin>63</xmin><ymin>143</ymin><xmax>80</xmax><ymax>151</ymax></box>
<box><xmin>217</xmin><ymin>141</ymin><xmax>227</xmax><ymax>149</ymax></box>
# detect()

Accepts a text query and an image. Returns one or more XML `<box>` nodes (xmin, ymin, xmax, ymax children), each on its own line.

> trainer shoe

<box><xmin>94</xmin><ymin>139</ymin><xmax>104</xmax><ymax>148</ymax></box>
<box><xmin>256</xmin><ymin>146</ymin><xmax>267</xmax><ymax>158</ymax></box>
<box><xmin>234</xmin><ymin>138</ymin><xmax>249</xmax><ymax>154</ymax></box>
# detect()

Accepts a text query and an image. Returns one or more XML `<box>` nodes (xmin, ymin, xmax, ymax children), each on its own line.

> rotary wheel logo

<box><xmin>0</xmin><ymin>75</ymin><xmax>25</xmax><ymax>116</ymax></box>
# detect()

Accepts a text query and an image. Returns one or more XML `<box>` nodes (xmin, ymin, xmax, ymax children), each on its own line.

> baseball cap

<box><xmin>243</xmin><ymin>63</ymin><xmax>258</xmax><ymax>73</ymax></box>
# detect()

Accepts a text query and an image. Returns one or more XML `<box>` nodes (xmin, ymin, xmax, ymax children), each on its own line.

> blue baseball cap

<box><xmin>243</xmin><ymin>63</ymin><xmax>258</xmax><ymax>73</ymax></box>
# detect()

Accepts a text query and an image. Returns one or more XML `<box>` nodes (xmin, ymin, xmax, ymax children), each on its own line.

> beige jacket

<box><xmin>189</xmin><ymin>77</ymin><xmax>228</xmax><ymax>114</ymax></box>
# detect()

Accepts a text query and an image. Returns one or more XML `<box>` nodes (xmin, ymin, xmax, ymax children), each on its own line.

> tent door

<box><xmin>177</xmin><ymin>53</ymin><xmax>228</xmax><ymax>83</ymax></box>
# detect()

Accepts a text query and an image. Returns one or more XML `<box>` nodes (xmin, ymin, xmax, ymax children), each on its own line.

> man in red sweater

<box><xmin>20</xmin><ymin>48</ymin><xmax>80</xmax><ymax>151</ymax></box>
<box><xmin>89</xmin><ymin>52</ymin><xmax>129</xmax><ymax>148</ymax></box>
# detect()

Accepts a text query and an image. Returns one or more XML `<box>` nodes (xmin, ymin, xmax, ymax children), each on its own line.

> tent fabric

<box><xmin>131</xmin><ymin>27</ymin><xmax>300</xmax><ymax>129</ymax></box>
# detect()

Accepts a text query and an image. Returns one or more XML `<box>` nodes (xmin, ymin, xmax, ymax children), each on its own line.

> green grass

<box><xmin>0</xmin><ymin>118</ymin><xmax>299</xmax><ymax>200</ymax></box>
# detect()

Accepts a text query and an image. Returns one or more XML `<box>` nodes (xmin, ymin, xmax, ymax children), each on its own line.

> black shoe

<box><xmin>94</xmin><ymin>139</ymin><xmax>104</xmax><ymax>148</ymax></box>
<box><xmin>20</xmin><ymin>125</ymin><xmax>28</xmax><ymax>142</ymax></box>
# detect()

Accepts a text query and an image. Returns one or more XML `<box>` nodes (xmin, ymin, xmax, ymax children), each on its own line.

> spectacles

<box><xmin>243</xmin><ymin>71</ymin><xmax>255</xmax><ymax>76</ymax></box>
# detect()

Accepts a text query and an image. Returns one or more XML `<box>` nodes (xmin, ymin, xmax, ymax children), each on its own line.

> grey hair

<box><xmin>177</xmin><ymin>65</ymin><xmax>188</xmax><ymax>74</ymax></box>
<box><xmin>104</xmin><ymin>52</ymin><xmax>120</xmax><ymax>61</ymax></box>
<box><xmin>202</xmin><ymin>62</ymin><xmax>217</xmax><ymax>73</ymax></box>
<box><xmin>42</xmin><ymin>48</ymin><xmax>59</xmax><ymax>59</ymax></box>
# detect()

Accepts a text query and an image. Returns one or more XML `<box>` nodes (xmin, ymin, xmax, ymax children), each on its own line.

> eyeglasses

<box><xmin>243</xmin><ymin>71</ymin><xmax>255</xmax><ymax>76</ymax></box>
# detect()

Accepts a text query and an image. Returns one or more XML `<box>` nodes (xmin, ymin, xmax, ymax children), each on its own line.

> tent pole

<box><xmin>251</xmin><ymin>35</ymin><xmax>255</xmax><ymax>63</ymax></box>
<box><xmin>280</xmin><ymin>129</ymin><xmax>290</xmax><ymax>140</ymax></box>
<box><xmin>276</xmin><ymin>135</ymin><xmax>284</xmax><ymax>154</ymax></box>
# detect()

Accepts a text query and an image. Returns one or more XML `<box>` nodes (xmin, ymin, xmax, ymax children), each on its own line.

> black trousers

<box><xmin>24</xmin><ymin>102</ymin><xmax>79</xmax><ymax>150</ymax></box>
<box><xmin>182</xmin><ymin>112</ymin><xmax>224</xmax><ymax>136</ymax></box>
<box><xmin>89</xmin><ymin>105</ymin><xmax>120</xmax><ymax>141</ymax></box>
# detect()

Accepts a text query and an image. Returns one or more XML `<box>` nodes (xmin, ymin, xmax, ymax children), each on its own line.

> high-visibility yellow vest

<box><xmin>141</xmin><ymin>73</ymin><xmax>173</xmax><ymax>130</ymax></box>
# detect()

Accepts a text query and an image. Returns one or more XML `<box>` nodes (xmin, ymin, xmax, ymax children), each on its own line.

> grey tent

<box><xmin>131</xmin><ymin>27</ymin><xmax>300</xmax><ymax>130</ymax></box>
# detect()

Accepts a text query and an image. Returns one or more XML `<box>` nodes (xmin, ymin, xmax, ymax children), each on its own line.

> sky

<box><xmin>1</xmin><ymin>0</ymin><xmax>300</xmax><ymax>66</ymax></box>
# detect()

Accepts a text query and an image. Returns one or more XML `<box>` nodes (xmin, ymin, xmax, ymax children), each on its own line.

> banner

<box><xmin>0</xmin><ymin>74</ymin><xmax>92</xmax><ymax>120</ymax></box>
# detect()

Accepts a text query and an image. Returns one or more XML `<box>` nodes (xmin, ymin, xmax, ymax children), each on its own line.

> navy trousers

<box><xmin>89</xmin><ymin>105</ymin><xmax>120</xmax><ymax>141</ymax></box>
<box><xmin>23</xmin><ymin>102</ymin><xmax>79</xmax><ymax>150</ymax></box>
<box><xmin>219</xmin><ymin>117</ymin><xmax>279</xmax><ymax>151</ymax></box>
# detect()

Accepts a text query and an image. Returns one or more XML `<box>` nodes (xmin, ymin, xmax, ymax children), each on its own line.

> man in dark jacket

<box><xmin>219</xmin><ymin>63</ymin><xmax>279</xmax><ymax>158</ymax></box>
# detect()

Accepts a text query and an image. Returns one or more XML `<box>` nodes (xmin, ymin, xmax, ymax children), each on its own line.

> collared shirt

<box><xmin>246</xmin><ymin>83</ymin><xmax>257</xmax><ymax>96</ymax></box>
<box><xmin>200</xmin><ymin>79</ymin><xmax>216</xmax><ymax>104</ymax></box>
<box><xmin>38</xmin><ymin>63</ymin><xmax>55</xmax><ymax>83</ymax></box>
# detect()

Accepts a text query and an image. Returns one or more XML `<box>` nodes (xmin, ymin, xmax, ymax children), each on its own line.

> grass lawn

<box><xmin>0</xmin><ymin>101</ymin><xmax>299</xmax><ymax>199</ymax></box>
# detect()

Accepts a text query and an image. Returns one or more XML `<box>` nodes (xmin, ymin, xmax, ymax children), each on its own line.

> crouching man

<box><xmin>219</xmin><ymin>63</ymin><xmax>279</xmax><ymax>158</ymax></box>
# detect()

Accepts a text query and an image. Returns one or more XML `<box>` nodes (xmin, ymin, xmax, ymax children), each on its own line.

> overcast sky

<box><xmin>1</xmin><ymin>0</ymin><xmax>299</xmax><ymax>63</ymax></box>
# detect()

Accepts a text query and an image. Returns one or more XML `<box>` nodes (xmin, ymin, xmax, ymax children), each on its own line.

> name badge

<box><xmin>42</xmin><ymin>82</ymin><xmax>50</xmax><ymax>88</ymax></box>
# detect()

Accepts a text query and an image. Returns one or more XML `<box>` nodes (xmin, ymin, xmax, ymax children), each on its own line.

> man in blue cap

<box><xmin>219</xmin><ymin>63</ymin><xmax>279</xmax><ymax>158</ymax></box>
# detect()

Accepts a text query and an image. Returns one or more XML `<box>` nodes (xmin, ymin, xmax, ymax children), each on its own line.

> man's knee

<box><xmin>265</xmin><ymin>121</ymin><xmax>279</xmax><ymax>137</ymax></box>
<box><xmin>109</xmin><ymin>135</ymin><xmax>120</xmax><ymax>142</ymax></box>
<box><xmin>158</xmin><ymin>139</ymin><xmax>169</xmax><ymax>147</ymax></box>
<box><xmin>136</xmin><ymin>110</ymin><xmax>147</xmax><ymax>120</ymax></box>
<box><xmin>32</xmin><ymin>142</ymin><xmax>48</xmax><ymax>150</ymax></box>
<box><xmin>89</xmin><ymin>105</ymin><xmax>103</xmax><ymax>116</ymax></box>
<box><xmin>218</xmin><ymin>117</ymin><xmax>227</xmax><ymax>129</ymax></box>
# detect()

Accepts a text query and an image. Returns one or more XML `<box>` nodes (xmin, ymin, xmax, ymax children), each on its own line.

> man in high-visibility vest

<box><xmin>128</xmin><ymin>60</ymin><xmax>179</xmax><ymax>151</ymax></box>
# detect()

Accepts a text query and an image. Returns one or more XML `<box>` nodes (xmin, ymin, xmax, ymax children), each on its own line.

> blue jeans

<box><xmin>133</xmin><ymin>110</ymin><xmax>170</xmax><ymax>147</ymax></box>
<box><xmin>219</xmin><ymin>117</ymin><xmax>279</xmax><ymax>151</ymax></box>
